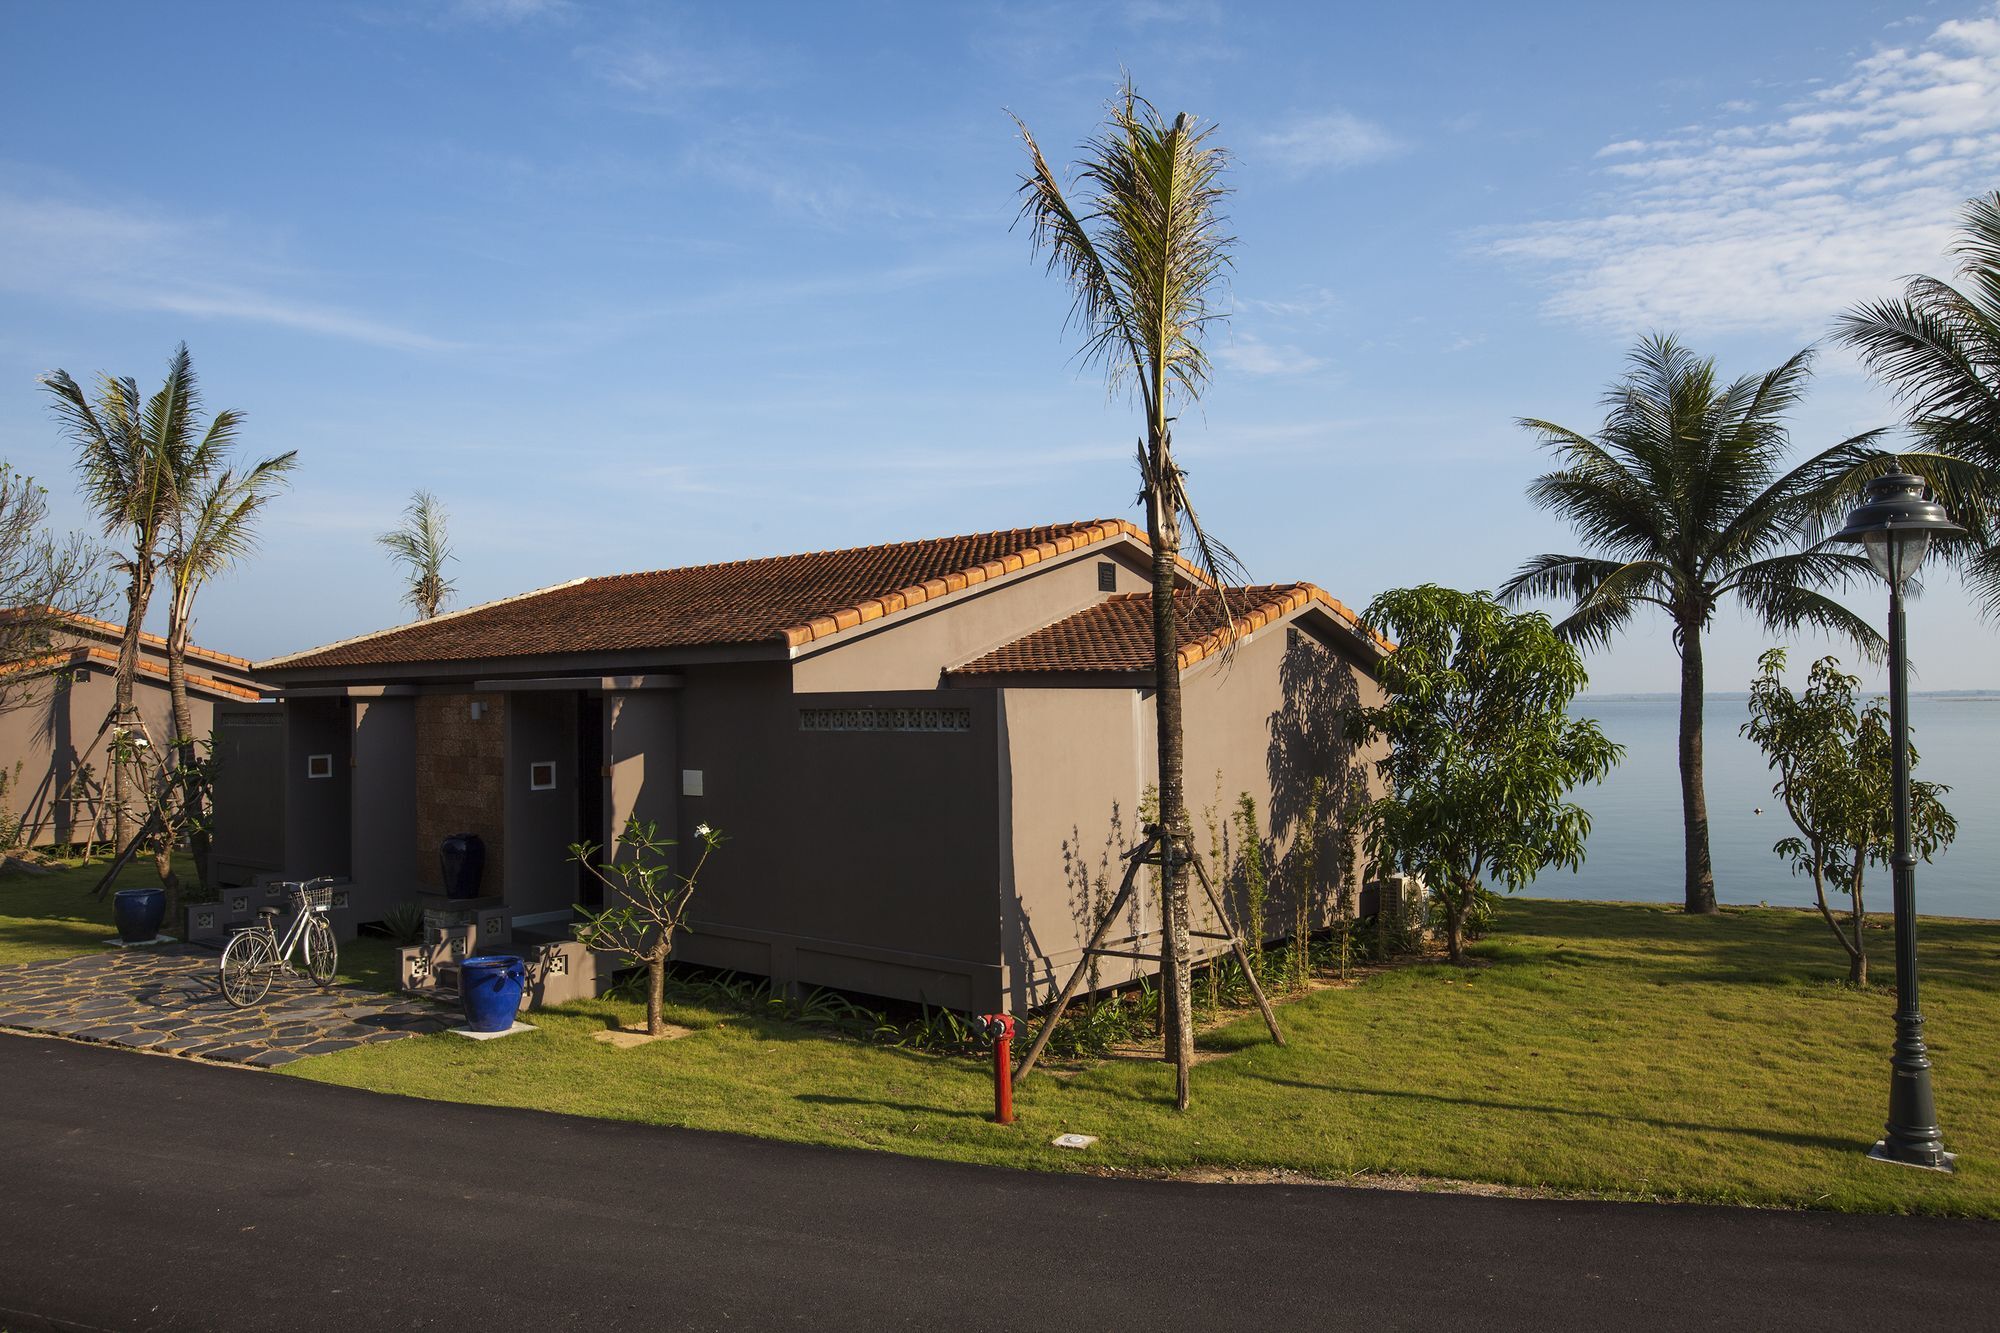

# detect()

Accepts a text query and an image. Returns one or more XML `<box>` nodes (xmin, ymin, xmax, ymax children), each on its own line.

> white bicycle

<box><xmin>219</xmin><ymin>878</ymin><xmax>339</xmax><ymax>1007</ymax></box>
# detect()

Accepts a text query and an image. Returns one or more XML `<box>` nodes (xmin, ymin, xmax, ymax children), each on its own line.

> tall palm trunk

<box><xmin>1145</xmin><ymin>471</ymin><xmax>1195</xmax><ymax>1110</ymax></box>
<box><xmin>166</xmin><ymin>602</ymin><xmax>208</xmax><ymax>893</ymax></box>
<box><xmin>110</xmin><ymin>561</ymin><xmax>154</xmax><ymax>850</ymax></box>
<box><xmin>1676</xmin><ymin>623</ymin><xmax>1717</xmax><ymax>914</ymax></box>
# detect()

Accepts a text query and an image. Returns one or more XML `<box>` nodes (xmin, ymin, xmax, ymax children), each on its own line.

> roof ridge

<box><xmin>0</xmin><ymin>606</ymin><xmax>257</xmax><ymax>672</ymax></box>
<box><xmin>257</xmin><ymin>577</ymin><xmax>590</xmax><ymax>671</ymax></box>
<box><xmin>0</xmin><ymin>645</ymin><xmax>263</xmax><ymax>700</ymax></box>
<box><xmin>580</xmin><ymin>520</ymin><xmax>1125</xmax><ymax>587</ymax></box>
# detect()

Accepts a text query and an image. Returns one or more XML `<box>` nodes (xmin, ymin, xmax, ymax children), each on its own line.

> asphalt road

<box><xmin>0</xmin><ymin>1032</ymin><xmax>1992</xmax><ymax>1332</ymax></box>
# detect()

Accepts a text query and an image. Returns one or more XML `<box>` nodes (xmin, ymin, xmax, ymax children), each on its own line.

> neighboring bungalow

<box><xmin>0</xmin><ymin>610</ymin><xmax>264</xmax><ymax>847</ymax></box>
<box><xmin>215</xmin><ymin>520</ymin><xmax>1387</xmax><ymax>1013</ymax></box>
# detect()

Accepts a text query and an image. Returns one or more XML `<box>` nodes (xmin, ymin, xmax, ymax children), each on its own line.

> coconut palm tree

<box><xmin>1014</xmin><ymin>79</ymin><xmax>1242</xmax><ymax>1109</ymax></box>
<box><xmin>163</xmin><ymin>449</ymin><xmax>299</xmax><ymax>888</ymax></box>
<box><xmin>42</xmin><ymin>344</ymin><xmax>239</xmax><ymax>849</ymax></box>
<box><xmin>1835</xmin><ymin>190</ymin><xmax>2000</xmax><ymax>610</ymax></box>
<box><xmin>1501</xmin><ymin>335</ymin><xmax>1890</xmax><ymax>915</ymax></box>
<box><xmin>378</xmin><ymin>490</ymin><xmax>456</xmax><ymax>620</ymax></box>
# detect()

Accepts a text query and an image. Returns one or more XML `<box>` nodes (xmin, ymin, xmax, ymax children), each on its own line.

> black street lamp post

<box><xmin>1831</xmin><ymin>469</ymin><xmax>1964</xmax><ymax>1173</ymax></box>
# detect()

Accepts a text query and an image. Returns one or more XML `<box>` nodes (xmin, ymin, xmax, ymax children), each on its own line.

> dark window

<box><xmin>1097</xmin><ymin>561</ymin><xmax>1117</xmax><ymax>591</ymax></box>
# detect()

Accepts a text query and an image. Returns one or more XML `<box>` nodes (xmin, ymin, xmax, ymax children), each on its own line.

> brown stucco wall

<box><xmin>209</xmin><ymin>702</ymin><xmax>285</xmax><ymax>884</ymax></box>
<box><xmin>284</xmin><ymin>697</ymin><xmax>352</xmax><ymax>879</ymax></box>
<box><xmin>413</xmin><ymin>691</ymin><xmax>506</xmax><ymax>895</ymax></box>
<box><xmin>349</xmin><ymin>697</ymin><xmax>419</xmax><ymax>916</ymax></box>
<box><xmin>0</xmin><ymin>661</ymin><xmax>223</xmax><ymax>848</ymax></box>
<box><xmin>504</xmin><ymin>690</ymin><xmax>578</xmax><ymax>920</ymax></box>
<box><xmin>1177</xmin><ymin>618</ymin><xmax>1386</xmax><ymax>945</ymax></box>
<box><xmin>997</xmin><ymin>611</ymin><xmax>1384</xmax><ymax>1009</ymax></box>
<box><xmin>668</xmin><ymin>664</ymin><xmax>1004</xmax><ymax>1009</ymax></box>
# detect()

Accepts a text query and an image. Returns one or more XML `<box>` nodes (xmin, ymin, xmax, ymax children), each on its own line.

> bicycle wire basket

<box><xmin>291</xmin><ymin>882</ymin><xmax>335</xmax><ymax>910</ymax></box>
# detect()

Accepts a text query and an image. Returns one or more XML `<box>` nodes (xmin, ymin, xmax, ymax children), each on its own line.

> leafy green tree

<box><xmin>571</xmin><ymin>819</ymin><xmax>724</xmax><ymax>1036</ymax></box>
<box><xmin>1501</xmin><ymin>335</ymin><xmax>1888</xmax><ymax>915</ymax></box>
<box><xmin>1013</xmin><ymin>79</ymin><xmax>1241</xmax><ymax>1109</ymax></box>
<box><xmin>1350</xmin><ymin>586</ymin><xmax>1622</xmax><ymax>964</ymax></box>
<box><xmin>377</xmin><ymin>490</ymin><xmax>456</xmax><ymax>620</ymax></box>
<box><xmin>1742</xmin><ymin>650</ymin><xmax>1955</xmax><ymax>987</ymax></box>
<box><xmin>0</xmin><ymin>462</ymin><xmax>107</xmax><ymax>715</ymax></box>
<box><xmin>43</xmin><ymin>345</ymin><xmax>241</xmax><ymax>849</ymax></box>
<box><xmin>1836</xmin><ymin>191</ymin><xmax>2000</xmax><ymax>610</ymax></box>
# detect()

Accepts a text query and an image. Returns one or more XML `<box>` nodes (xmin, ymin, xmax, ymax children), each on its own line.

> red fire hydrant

<box><xmin>978</xmin><ymin>1013</ymin><xmax>1016</xmax><ymax>1124</ymax></box>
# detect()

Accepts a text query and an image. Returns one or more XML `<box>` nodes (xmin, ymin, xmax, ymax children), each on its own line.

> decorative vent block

<box><xmin>799</xmin><ymin>706</ymin><xmax>971</xmax><ymax>733</ymax></box>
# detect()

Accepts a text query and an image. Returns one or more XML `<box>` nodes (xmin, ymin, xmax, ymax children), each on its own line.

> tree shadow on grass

<box><xmin>793</xmin><ymin>1092</ymin><xmax>989</xmax><ymax>1121</ymax></box>
<box><xmin>1240</xmin><ymin>1069</ymin><xmax>1860</xmax><ymax>1154</ymax></box>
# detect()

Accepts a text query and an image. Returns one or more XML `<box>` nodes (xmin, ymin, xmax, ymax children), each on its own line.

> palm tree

<box><xmin>1835</xmin><ymin>190</ymin><xmax>2000</xmax><ymax>610</ymax></box>
<box><xmin>164</xmin><ymin>449</ymin><xmax>299</xmax><ymax>888</ymax></box>
<box><xmin>1014</xmin><ymin>79</ymin><xmax>1241</xmax><ymax>1109</ymax></box>
<box><xmin>1501</xmin><ymin>335</ymin><xmax>1889</xmax><ymax>915</ymax></box>
<box><xmin>378</xmin><ymin>490</ymin><xmax>456</xmax><ymax>620</ymax></box>
<box><xmin>43</xmin><ymin>344</ymin><xmax>239</xmax><ymax>850</ymax></box>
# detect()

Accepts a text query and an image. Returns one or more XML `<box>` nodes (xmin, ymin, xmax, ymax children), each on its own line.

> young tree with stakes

<box><xmin>1350</xmin><ymin>586</ymin><xmax>1622</xmax><ymax>964</ymax></box>
<box><xmin>1743</xmin><ymin>649</ymin><xmax>1955</xmax><ymax>987</ymax></box>
<box><xmin>1013</xmin><ymin>79</ymin><xmax>1243</xmax><ymax>1110</ymax></box>
<box><xmin>571</xmin><ymin>819</ymin><xmax>724</xmax><ymax>1037</ymax></box>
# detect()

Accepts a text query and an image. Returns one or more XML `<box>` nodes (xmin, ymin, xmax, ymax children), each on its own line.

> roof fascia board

<box><xmin>264</xmin><ymin>641</ymin><xmax>788</xmax><ymax>688</ymax></box>
<box><xmin>272</xmin><ymin>684</ymin><xmax>419</xmax><ymax>699</ymax></box>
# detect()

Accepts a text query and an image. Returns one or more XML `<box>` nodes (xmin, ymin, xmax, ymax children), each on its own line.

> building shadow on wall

<box><xmin>1266</xmin><ymin>630</ymin><xmax>1371</xmax><ymax>928</ymax></box>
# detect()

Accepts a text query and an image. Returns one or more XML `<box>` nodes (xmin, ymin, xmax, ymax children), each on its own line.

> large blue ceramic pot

<box><xmin>112</xmin><ymin>887</ymin><xmax>166</xmax><ymax>944</ymax></box>
<box><xmin>459</xmin><ymin>954</ymin><xmax>526</xmax><ymax>1032</ymax></box>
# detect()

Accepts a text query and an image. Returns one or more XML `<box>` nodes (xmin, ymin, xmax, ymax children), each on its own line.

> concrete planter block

<box><xmin>184</xmin><ymin>903</ymin><xmax>230</xmax><ymax>945</ymax></box>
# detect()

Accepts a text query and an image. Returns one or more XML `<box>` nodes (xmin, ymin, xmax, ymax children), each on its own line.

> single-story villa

<box><xmin>212</xmin><ymin>519</ymin><xmax>1387</xmax><ymax>1012</ymax></box>
<box><xmin>1</xmin><ymin>610</ymin><xmax>263</xmax><ymax>848</ymax></box>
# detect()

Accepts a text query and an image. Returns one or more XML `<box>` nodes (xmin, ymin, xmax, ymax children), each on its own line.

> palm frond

<box><xmin>1734</xmin><ymin>581</ymin><xmax>1886</xmax><ymax>664</ymax></box>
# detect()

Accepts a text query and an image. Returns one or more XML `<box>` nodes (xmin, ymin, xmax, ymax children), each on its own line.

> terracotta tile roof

<box><xmin>0</xmin><ymin>645</ymin><xmax>264</xmax><ymax>701</ymax></box>
<box><xmin>264</xmin><ymin>521</ymin><xmax>1156</xmax><ymax>672</ymax></box>
<box><xmin>0</xmin><ymin>607</ymin><xmax>256</xmax><ymax>673</ymax></box>
<box><xmin>948</xmin><ymin>584</ymin><xmax>1386</xmax><ymax>678</ymax></box>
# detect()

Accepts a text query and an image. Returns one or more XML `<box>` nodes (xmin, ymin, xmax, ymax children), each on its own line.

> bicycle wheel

<box><xmin>220</xmin><ymin>930</ymin><xmax>277</xmax><ymax>1008</ymax></box>
<box><xmin>303</xmin><ymin>914</ymin><xmax>338</xmax><ymax>989</ymax></box>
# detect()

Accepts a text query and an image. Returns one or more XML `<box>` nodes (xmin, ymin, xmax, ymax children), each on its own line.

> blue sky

<box><xmin>4</xmin><ymin>0</ymin><xmax>1999</xmax><ymax>691</ymax></box>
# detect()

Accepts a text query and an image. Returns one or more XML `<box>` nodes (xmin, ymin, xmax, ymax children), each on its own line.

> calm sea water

<box><xmin>1529</xmin><ymin>693</ymin><xmax>2000</xmax><ymax>920</ymax></box>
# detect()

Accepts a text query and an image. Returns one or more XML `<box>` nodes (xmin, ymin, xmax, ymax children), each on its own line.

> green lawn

<box><xmin>0</xmin><ymin>855</ymin><xmax>401</xmax><ymax>986</ymax></box>
<box><xmin>274</xmin><ymin>899</ymin><xmax>2000</xmax><ymax>1217</ymax></box>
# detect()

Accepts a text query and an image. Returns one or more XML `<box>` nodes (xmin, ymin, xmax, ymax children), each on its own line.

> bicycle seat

<box><xmin>255</xmin><ymin>905</ymin><xmax>282</xmax><ymax>920</ymax></box>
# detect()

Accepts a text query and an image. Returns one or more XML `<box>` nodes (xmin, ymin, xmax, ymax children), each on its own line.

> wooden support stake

<box><xmin>1187</xmin><ymin>847</ymin><xmax>1286</xmax><ymax>1048</ymax></box>
<box><xmin>1013</xmin><ymin>832</ymin><xmax>1157</xmax><ymax>1081</ymax></box>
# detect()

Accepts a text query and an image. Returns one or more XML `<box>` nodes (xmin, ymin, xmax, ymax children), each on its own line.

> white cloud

<box><xmin>1257</xmin><ymin>111</ymin><xmax>1403</xmax><ymax>174</ymax></box>
<box><xmin>445</xmin><ymin>0</ymin><xmax>570</xmax><ymax>22</ymax></box>
<box><xmin>0</xmin><ymin>194</ymin><xmax>453</xmax><ymax>352</ymax></box>
<box><xmin>1238</xmin><ymin>285</ymin><xmax>1340</xmax><ymax>319</ymax></box>
<box><xmin>1486</xmin><ymin>7</ymin><xmax>2000</xmax><ymax>335</ymax></box>
<box><xmin>1216</xmin><ymin>332</ymin><xmax>1324</xmax><ymax>376</ymax></box>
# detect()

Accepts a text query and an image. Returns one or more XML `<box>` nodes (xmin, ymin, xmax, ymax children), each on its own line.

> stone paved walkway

<box><xmin>0</xmin><ymin>945</ymin><xmax>452</xmax><ymax>1067</ymax></box>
